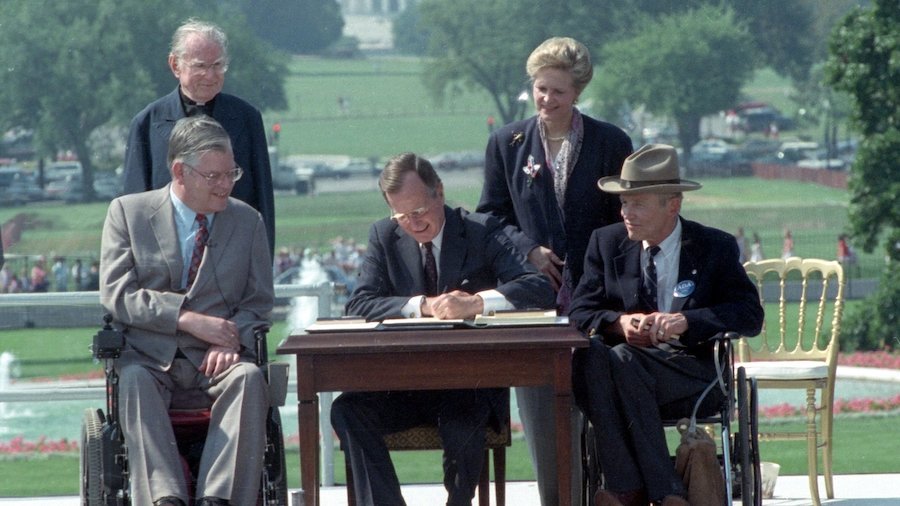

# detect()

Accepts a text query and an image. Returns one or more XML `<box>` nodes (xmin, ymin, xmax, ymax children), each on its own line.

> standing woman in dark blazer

<box><xmin>476</xmin><ymin>36</ymin><xmax>633</xmax><ymax>506</ymax></box>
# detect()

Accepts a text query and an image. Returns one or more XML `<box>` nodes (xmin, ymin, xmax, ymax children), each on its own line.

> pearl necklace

<box><xmin>547</xmin><ymin>133</ymin><xmax>569</xmax><ymax>141</ymax></box>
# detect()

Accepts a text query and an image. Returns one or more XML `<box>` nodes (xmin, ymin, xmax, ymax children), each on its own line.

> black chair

<box><xmin>80</xmin><ymin>315</ymin><xmax>290</xmax><ymax>506</ymax></box>
<box><xmin>581</xmin><ymin>333</ymin><xmax>761</xmax><ymax>506</ymax></box>
<box><xmin>343</xmin><ymin>413</ymin><xmax>512</xmax><ymax>506</ymax></box>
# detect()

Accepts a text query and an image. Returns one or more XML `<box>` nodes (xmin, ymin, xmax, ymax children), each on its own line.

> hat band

<box><xmin>621</xmin><ymin>178</ymin><xmax>683</xmax><ymax>189</ymax></box>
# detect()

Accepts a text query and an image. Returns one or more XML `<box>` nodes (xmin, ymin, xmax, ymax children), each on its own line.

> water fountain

<box><xmin>0</xmin><ymin>351</ymin><xmax>15</xmax><ymax>419</ymax></box>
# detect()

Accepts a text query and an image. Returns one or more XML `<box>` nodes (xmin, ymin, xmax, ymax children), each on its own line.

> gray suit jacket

<box><xmin>346</xmin><ymin>206</ymin><xmax>555</xmax><ymax>320</ymax></box>
<box><xmin>99</xmin><ymin>186</ymin><xmax>273</xmax><ymax>370</ymax></box>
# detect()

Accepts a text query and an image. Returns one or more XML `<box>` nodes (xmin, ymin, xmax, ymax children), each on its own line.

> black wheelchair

<box><xmin>581</xmin><ymin>333</ymin><xmax>762</xmax><ymax>506</ymax></box>
<box><xmin>80</xmin><ymin>315</ymin><xmax>290</xmax><ymax>506</ymax></box>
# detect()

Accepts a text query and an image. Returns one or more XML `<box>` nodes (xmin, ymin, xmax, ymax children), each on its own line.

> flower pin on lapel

<box><xmin>522</xmin><ymin>154</ymin><xmax>541</xmax><ymax>187</ymax></box>
<box><xmin>510</xmin><ymin>131</ymin><xmax>524</xmax><ymax>146</ymax></box>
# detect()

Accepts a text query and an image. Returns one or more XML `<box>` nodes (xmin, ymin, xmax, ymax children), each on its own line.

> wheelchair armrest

<box><xmin>266</xmin><ymin>362</ymin><xmax>290</xmax><ymax>407</ymax></box>
<box><xmin>92</xmin><ymin>315</ymin><xmax>124</xmax><ymax>360</ymax></box>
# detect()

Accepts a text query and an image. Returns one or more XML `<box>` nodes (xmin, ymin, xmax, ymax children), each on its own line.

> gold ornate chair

<box><xmin>344</xmin><ymin>421</ymin><xmax>511</xmax><ymax>506</ymax></box>
<box><xmin>738</xmin><ymin>257</ymin><xmax>845</xmax><ymax>506</ymax></box>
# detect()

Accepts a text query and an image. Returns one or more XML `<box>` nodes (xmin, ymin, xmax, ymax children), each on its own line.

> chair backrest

<box><xmin>738</xmin><ymin>257</ymin><xmax>845</xmax><ymax>366</ymax></box>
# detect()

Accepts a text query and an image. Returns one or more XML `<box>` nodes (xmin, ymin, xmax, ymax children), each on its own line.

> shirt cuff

<box><xmin>478</xmin><ymin>289</ymin><xmax>513</xmax><ymax>316</ymax></box>
<box><xmin>402</xmin><ymin>296</ymin><xmax>426</xmax><ymax>318</ymax></box>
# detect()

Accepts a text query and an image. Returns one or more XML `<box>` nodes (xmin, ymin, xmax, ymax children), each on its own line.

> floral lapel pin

<box><xmin>510</xmin><ymin>131</ymin><xmax>524</xmax><ymax>146</ymax></box>
<box><xmin>522</xmin><ymin>154</ymin><xmax>541</xmax><ymax>187</ymax></box>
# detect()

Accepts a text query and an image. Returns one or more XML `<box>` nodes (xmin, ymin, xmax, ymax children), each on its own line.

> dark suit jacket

<box><xmin>99</xmin><ymin>186</ymin><xmax>274</xmax><ymax>370</ymax></box>
<box><xmin>569</xmin><ymin>218</ymin><xmax>763</xmax><ymax>350</ymax></box>
<box><xmin>122</xmin><ymin>87</ymin><xmax>275</xmax><ymax>254</ymax></box>
<box><xmin>477</xmin><ymin>114</ymin><xmax>633</xmax><ymax>287</ymax></box>
<box><xmin>346</xmin><ymin>206</ymin><xmax>556</xmax><ymax>320</ymax></box>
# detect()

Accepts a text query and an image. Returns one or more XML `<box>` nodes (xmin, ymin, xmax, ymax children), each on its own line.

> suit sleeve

<box><xmin>99</xmin><ymin>199</ymin><xmax>185</xmax><ymax>335</ymax></box>
<box><xmin>230</xmin><ymin>212</ymin><xmax>275</xmax><ymax>350</ymax></box>
<box><xmin>476</xmin><ymin>132</ymin><xmax>539</xmax><ymax>257</ymax></box>
<box><xmin>568</xmin><ymin>229</ymin><xmax>624</xmax><ymax>338</ymax></box>
<box><xmin>247</xmin><ymin>108</ymin><xmax>276</xmax><ymax>256</ymax></box>
<box><xmin>344</xmin><ymin>224</ymin><xmax>413</xmax><ymax>321</ymax></box>
<box><xmin>678</xmin><ymin>233</ymin><xmax>764</xmax><ymax>346</ymax></box>
<box><xmin>122</xmin><ymin>113</ymin><xmax>153</xmax><ymax>195</ymax></box>
<box><xmin>483</xmin><ymin>218</ymin><xmax>555</xmax><ymax>309</ymax></box>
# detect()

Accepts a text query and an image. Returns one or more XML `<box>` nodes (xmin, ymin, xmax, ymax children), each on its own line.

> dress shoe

<box><xmin>594</xmin><ymin>488</ymin><xmax>649</xmax><ymax>506</ymax></box>
<box><xmin>195</xmin><ymin>498</ymin><xmax>229</xmax><ymax>506</ymax></box>
<box><xmin>659</xmin><ymin>495</ymin><xmax>690</xmax><ymax>506</ymax></box>
<box><xmin>153</xmin><ymin>498</ymin><xmax>185</xmax><ymax>506</ymax></box>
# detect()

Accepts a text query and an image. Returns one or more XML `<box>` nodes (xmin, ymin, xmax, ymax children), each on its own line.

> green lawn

<box><xmin>1</xmin><ymin>415</ymin><xmax>897</xmax><ymax>497</ymax></box>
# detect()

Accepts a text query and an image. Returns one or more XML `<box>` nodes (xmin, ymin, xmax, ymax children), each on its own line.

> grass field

<box><xmin>0</xmin><ymin>173</ymin><xmax>880</xmax><ymax>278</ymax></box>
<box><xmin>1</xmin><ymin>415</ymin><xmax>897</xmax><ymax>497</ymax></box>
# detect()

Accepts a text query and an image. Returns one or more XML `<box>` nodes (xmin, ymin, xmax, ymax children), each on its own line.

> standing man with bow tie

<box><xmin>122</xmin><ymin>18</ymin><xmax>275</xmax><ymax>255</ymax></box>
<box><xmin>569</xmin><ymin>144</ymin><xmax>763</xmax><ymax>506</ymax></box>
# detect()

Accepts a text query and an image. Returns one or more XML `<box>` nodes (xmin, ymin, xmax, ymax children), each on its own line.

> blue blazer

<box><xmin>477</xmin><ymin>114</ymin><xmax>633</xmax><ymax>288</ymax></box>
<box><xmin>122</xmin><ymin>88</ymin><xmax>275</xmax><ymax>254</ymax></box>
<box><xmin>346</xmin><ymin>206</ymin><xmax>556</xmax><ymax>321</ymax></box>
<box><xmin>569</xmin><ymin>218</ymin><xmax>763</xmax><ymax>350</ymax></box>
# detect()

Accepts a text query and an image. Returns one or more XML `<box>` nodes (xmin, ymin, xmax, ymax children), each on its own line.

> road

<box><xmin>280</xmin><ymin>167</ymin><xmax>485</xmax><ymax>195</ymax></box>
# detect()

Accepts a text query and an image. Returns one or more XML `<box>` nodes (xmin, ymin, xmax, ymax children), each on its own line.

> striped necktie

<box><xmin>642</xmin><ymin>245</ymin><xmax>661</xmax><ymax>311</ymax></box>
<box><xmin>186</xmin><ymin>214</ymin><xmax>208</xmax><ymax>289</ymax></box>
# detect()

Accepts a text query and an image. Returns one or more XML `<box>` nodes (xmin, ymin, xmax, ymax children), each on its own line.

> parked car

<box><xmin>733</xmin><ymin>103</ymin><xmax>794</xmax><ymax>133</ymax></box>
<box><xmin>6</xmin><ymin>175</ymin><xmax>46</xmax><ymax>203</ymax></box>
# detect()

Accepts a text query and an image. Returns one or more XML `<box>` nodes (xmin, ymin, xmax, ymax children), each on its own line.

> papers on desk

<box><xmin>472</xmin><ymin>309</ymin><xmax>568</xmax><ymax>327</ymax></box>
<box><xmin>304</xmin><ymin>318</ymin><xmax>380</xmax><ymax>333</ymax></box>
<box><xmin>381</xmin><ymin>317</ymin><xmax>467</xmax><ymax>330</ymax></box>
<box><xmin>305</xmin><ymin>310</ymin><xmax>568</xmax><ymax>333</ymax></box>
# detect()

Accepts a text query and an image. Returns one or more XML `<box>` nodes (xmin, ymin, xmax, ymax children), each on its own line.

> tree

<box><xmin>392</xmin><ymin>1</ymin><xmax>429</xmax><ymax>56</ymax></box>
<box><xmin>239</xmin><ymin>0</ymin><xmax>344</xmax><ymax>54</ymax></box>
<box><xmin>592</xmin><ymin>6</ymin><xmax>756</xmax><ymax>165</ymax></box>
<box><xmin>826</xmin><ymin>0</ymin><xmax>900</xmax><ymax>350</ymax></box>
<box><xmin>414</xmin><ymin>0</ymin><xmax>814</xmax><ymax>131</ymax></box>
<box><xmin>0</xmin><ymin>0</ymin><xmax>287</xmax><ymax>201</ymax></box>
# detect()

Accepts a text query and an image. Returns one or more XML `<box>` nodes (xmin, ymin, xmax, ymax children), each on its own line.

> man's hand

<box><xmin>177</xmin><ymin>310</ymin><xmax>240</xmax><ymax>350</ymax></box>
<box><xmin>199</xmin><ymin>345</ymin><xmax>241</xmax><ymax>377</ymax></box>
<box><xmin>422</xmin><ymin>290</ymin><xmax>484</xmax><ymax>319</ymax></box>
<box><xmin>528</xmin><ymin>246</ymin><xmax>564</xmax><ymax>291</ymax></box>
<box><xmin>619</xmin><ymin>312</ymin><xmax>688</xmax><ymax>347</ymax></box>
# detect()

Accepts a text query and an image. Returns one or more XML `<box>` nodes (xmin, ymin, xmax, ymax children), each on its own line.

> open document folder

<box><xmin>304</xmin><ymin>310</ymin><xmax>568</xmax><ymax>333</ymax></box>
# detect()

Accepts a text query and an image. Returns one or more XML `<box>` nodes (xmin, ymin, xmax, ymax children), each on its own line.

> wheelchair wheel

<box><xmin>581</xmin><ymin>421</ymin><xmax>603</xmax><ymax>506</ymax></box>
<box><xmin>736</xmin><ymin>367</ymin><xmax>761</xmax><ymax>506</ymax></box>
<box><xmin>259</xmin><ymin>407</ymin><xmax>289</xmax><ymax>506</ymax></box>
<box><xmin>80</xmin><ymin>409</ymin><xmax>107</xmax><ymax>506</ymax></box>
<box><xmin>748</xmin><ymin>376</ymin><xmax>762</xmax><ymax>505</ymax></box>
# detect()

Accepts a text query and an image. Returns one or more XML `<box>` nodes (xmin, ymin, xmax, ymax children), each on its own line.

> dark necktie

<box><xmin>643</xmin><ymin>245</ymin><xmax>661</xmax><ymax>311</ymax></box>
<box><xmin>423</xmin><ymin>241</ymin><xmax>438</xmax><ymax>296</ymax></box>
<box><xmin>186</xmin><ymin>214</ymin><xmax>208</xmax><ymax>289</ymax></box>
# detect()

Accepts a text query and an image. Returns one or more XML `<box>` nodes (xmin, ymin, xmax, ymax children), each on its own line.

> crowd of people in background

<box><xmin>273</xmin><ymin>236</ymin><xmax>366</xmax><ymax>281</ymax></box>
<box><xmin>0</xmin><ymin>254</ymin><xmax>99</xmax><ymax>293</ymax></box>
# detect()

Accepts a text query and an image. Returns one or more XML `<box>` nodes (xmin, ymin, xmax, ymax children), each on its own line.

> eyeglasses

<box><xmin>183</xmin><ymin>59</ymin><xmax>229</xmax><ymax>75</ymax></box>
<box><xmin>390</xmin><ymin>204</ymin><xmax>431</xmax><ymax>223</ymax></box>
<box><xmin>184</xmin><ymin>163</ymin><xmax>243</xmax><ymax>185</ymax></box>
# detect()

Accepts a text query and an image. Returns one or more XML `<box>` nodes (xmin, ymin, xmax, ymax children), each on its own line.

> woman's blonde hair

<box><xmin>526</xmin><ymin>37</ymin><xmax>592</xmax><ymax>94</ymax></box>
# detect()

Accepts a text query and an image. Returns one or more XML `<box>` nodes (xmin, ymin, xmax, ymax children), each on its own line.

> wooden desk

<box><xmin>277</xmin><ymin>325</ymin><xmax>588</xmax><ymax>506</ymax></box>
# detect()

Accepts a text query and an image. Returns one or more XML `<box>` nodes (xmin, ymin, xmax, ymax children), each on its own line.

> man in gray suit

<box><xmin>100</xmin><ymin>115</ymin><xmax>273</xmax><ymax>506</ymax></box>
<box><xmin>332</xmin><ymin>152</ymin><xmax>555</xmax><ymax>506</ymax></box>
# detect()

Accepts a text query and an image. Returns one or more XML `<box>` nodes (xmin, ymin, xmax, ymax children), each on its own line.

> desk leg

<box><xmin>299</xmin><ymin>396</ymin><xmax>320</xmax><ymax>506</ymax></box>
<box><xmin>554</xmin><ymin>350</ymin><xmax>574</xmax><ymax>506</ymax></box>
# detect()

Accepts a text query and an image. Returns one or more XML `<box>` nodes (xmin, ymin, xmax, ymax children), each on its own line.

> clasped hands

<box><xmin>177</xmin><ymin>310</ymin><xmax>242</xmax><ymax>377</ymax></box>
<box><xmin>421</xmin><ymin>290</ymin><xmax>484</xmax><ymax>320</ymax></box>
<box><xmin>617</xmin><ymin>311</ymin><xmax>688</xmax><ymax>347</ymax></box>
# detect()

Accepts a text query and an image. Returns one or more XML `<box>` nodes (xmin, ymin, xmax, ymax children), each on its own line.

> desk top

<box><xmin>277</xmin><ymin>325</ymin><xmax>587</xmax><ymax>356</ymax></box>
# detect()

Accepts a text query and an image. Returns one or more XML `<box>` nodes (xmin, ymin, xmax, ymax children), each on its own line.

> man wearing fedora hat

<box><xmin>569</xmin><ymin>144</ymin><xmax>763</xmax><ymax>506</ymax></box>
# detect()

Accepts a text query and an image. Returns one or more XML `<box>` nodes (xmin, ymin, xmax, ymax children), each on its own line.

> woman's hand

<box><xmin>528</xmin><ymin>246</ymin><xmax>564</xmax><ymax>291</ymax></box>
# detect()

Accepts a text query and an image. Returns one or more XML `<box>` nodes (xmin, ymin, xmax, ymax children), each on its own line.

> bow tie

<box><xmin>184</xmin><ymin>102</ymin><xmax>212</xmax><ymax>117</ymax></box>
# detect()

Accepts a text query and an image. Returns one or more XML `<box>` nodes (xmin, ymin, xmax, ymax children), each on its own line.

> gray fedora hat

<box><xmin>597</xmin><ymin>143</ymin><xmax>701</xmax><ymax>194</ymax></box>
